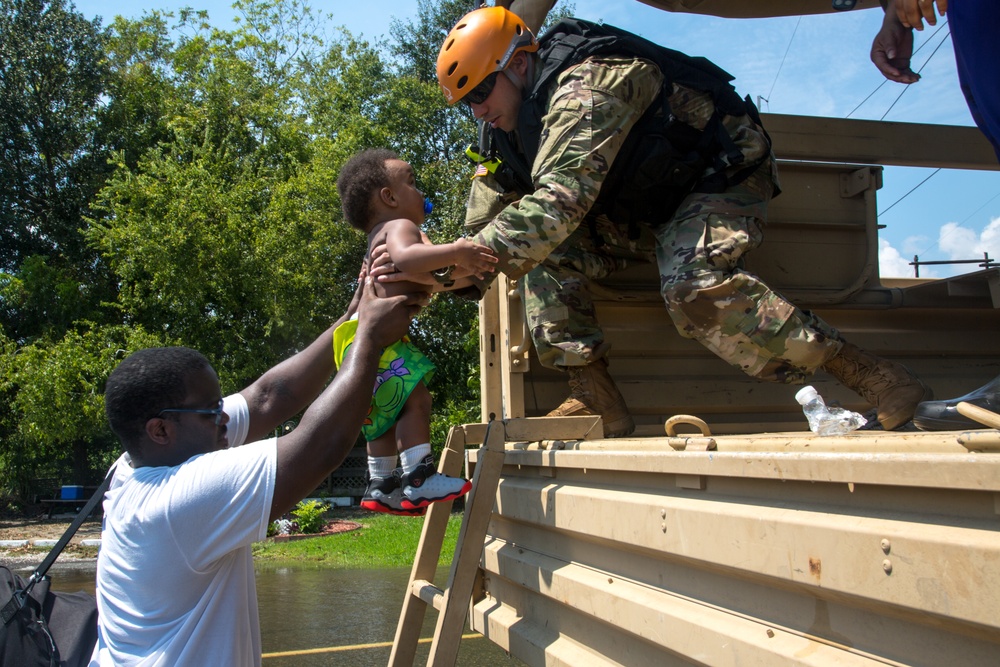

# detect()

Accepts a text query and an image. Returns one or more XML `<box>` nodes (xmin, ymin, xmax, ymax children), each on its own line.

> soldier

<box><xmin>430</xmin><ymin>6</ymin><xmax>931</xmax><ymax>435</ymax></box>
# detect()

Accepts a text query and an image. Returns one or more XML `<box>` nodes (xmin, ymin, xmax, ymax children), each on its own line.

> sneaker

<box><xmin>399</xmin><ymin>456</ymin><xmax>472</xmax><ymax>510</ymax></box>
<box><xmin>360</xmin><ymin>471</ymin><xmax>426</xmax><ymax>516</ymax></box>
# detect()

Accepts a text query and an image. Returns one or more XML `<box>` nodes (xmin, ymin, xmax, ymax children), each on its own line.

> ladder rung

<box><xmin>412</xmin><ymin>578</ymin><xmax>445</xmax><ymax>611</ymax></box>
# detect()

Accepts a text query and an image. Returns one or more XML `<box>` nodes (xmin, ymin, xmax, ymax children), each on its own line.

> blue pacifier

<box><xmin>423</xmin><ymin>199</ymin><xmax>433</xmax><ymax>215</ymax></box>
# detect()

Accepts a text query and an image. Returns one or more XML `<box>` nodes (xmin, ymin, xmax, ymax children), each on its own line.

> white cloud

<box><xmin>879</xmin><ymin>238</ymin><xmax>926</xmax><ymax>278</ymax></box>
<box><xmin>976</xmin><ymin>216</ymin><xmax>1000</xmax><ymax>259</ymax></box>
<box><xmin>940</xmin><ymin>221</ymin><xmax>986</xmax><ymax>260</ymax></box>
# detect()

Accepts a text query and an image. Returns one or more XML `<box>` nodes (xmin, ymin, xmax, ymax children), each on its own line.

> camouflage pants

<box><xmin>521</xmin><ymin>161</ymin><xmax>843</xmax><ymax>382</ymax></box>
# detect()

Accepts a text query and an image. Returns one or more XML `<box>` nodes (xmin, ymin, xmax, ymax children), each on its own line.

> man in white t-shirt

<box><xmin>91</xmin><ymin>279</ymin><xmax>423</xmax><ymax>666</ymax></box>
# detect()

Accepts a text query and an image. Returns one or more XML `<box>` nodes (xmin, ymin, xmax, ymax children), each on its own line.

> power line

<box><xmin>766</xmin><ymin>17</ymin><xmax>801</xmax><ymax>104</ymax></box>
<box><xmin>866</xmin><ymin>21</ymin><xmax>953</xmax><ymax>218</ymax></box>
<box><xmin>917</xmin><ymin>189</ymin><xmax>1000</xmax><ymax>257</ymax></box>
<box><xmin>880</xmin><ymin>25</ymin><xmax>951</xmax><ymax>120</ymax></box>
<box><xmin>877</xmin><ymin>168</ymin><xmax>941</xmax><ymax>217</ymax></box>
<box><xmin>846</xmin><ymin>19</ymin><xmax>948</xmax><ymax>119</ymax></box>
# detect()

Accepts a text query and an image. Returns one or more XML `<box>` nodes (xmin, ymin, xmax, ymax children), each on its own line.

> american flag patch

<box><xmin>472</xmin><ymin>164</ymin><xmax>488</xmax><ymax>179</ymax></box>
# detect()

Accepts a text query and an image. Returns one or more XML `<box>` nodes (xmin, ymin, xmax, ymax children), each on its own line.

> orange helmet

<box><xmin>436</xmin><ymin>6</ymin><xmax>538</xmax><ymax>105</ymax></box>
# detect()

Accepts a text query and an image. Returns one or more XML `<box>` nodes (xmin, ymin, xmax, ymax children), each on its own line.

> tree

<box><xmin>0</xmin><ymin>0</ymin><xmax>117</xmax><ymax>345</ymax></box>
<box><xmin>0</xmin><ymin>325</ymin><xmax>164</xmax><ymax>499</ymax></box>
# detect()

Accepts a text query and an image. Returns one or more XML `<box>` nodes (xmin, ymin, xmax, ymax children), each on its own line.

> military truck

<box><xmin>391</xmin><ymin>2</ymin><xmax>1000</xmax><ymax>665</ymax></box>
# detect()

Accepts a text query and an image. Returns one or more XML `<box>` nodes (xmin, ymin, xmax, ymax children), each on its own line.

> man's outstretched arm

<box><xmin>237</xmin><ymin>274</ymin><xmax>367</xmax><ymax>443</ymax></box>
<box><xmin>269</xmin><ymin>279</ymin><xmax>422</xmax><ymax>520</ymax></box>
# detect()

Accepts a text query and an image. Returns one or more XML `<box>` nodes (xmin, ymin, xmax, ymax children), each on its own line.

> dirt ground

<box><xmin>0</xmin><ymin>514</ymin><xmax>102</xmax><ymax>542</ymax></box>
<box><xmin>0</xmin><ymin>509</ymin><xmax>103</xmax><ymax>567</ymax></box>
<box><xmin>0</xmin><ymin>507</ymin><xmax>368</xmax><ymax>566</ymax></box>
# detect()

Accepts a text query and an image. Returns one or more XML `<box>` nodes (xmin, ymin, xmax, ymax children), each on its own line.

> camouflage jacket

<box><xmin>462</xmin><ymin>54</ymin><xmax>772</xmax><ymax>298</ymax></box>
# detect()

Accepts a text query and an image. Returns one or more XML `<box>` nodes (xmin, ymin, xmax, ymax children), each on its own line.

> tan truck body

<box><xmin>461</xmin><ymin>113</ymin><xmax>1000</xmax><ymax>665</ymax></box>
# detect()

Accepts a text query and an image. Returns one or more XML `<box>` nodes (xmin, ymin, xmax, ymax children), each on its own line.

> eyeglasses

<box><xmin>158</xmin><ymin>399</ymin><xmax>225</xmax><ymax>425</ymax></box>
<box><xmin>463</xmin><ymin>71</ymin><xmax>500</xmax><ymax>106</ymax></box>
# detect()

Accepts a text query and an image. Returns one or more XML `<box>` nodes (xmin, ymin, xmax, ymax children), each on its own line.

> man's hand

<box><xmin>872</xmin><ymin>2</ymin><xmax>921</xmax><ymax>84</ymax></box>
<box><xmin>355</xmin><ymin>278</ymin><xmax>425</xmax><ymax>348</ymax></box>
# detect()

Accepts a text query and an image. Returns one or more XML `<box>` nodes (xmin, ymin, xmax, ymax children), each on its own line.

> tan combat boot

<box><xmin>547</xmin><ymin>357</ymin><xmax>635</xmax><ymax>437</ymax></box>
<box><xmin>822</xmin><ymin>342</ymin><xmax>932</xmax><ymax>430</ymax></box>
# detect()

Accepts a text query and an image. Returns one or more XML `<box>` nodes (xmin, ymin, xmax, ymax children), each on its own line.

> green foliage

<box><xmin>291</xmin><ymin>499</ymin><xmax>330</xmax><ymax>534</ymax></box>
<box><xmin>0</xmin><ymin>0</ymin><xmax>488</xmax><ymax>498</ymax></box>
<box><xmin>0</xmin><ymin>324</ymin><xmax>166</xmax><ymax>496</ymax></box>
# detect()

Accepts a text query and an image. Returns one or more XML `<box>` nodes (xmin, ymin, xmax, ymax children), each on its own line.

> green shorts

<box><xmin>333</xmin><ymin>318</ymin><xmax>436</xmax><ymax>441</ymax></box>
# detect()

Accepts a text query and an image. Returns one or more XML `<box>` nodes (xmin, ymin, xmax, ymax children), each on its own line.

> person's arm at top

<box><xmin>236</xmin><ymin>266</ymin><xmax>367</xmax><ymax>444</ymax></box>
<box><xmin>269</xmin><ymin>279</ymin><xmax>422</xmax><ymax>520</ymax></box>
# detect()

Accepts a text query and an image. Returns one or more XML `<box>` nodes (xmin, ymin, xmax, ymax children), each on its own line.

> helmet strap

<box><xmin>502</xmin><ymin>68</ymin><xmax>523</xmax><ymax>90</ymax></box>
<box><xmin>502</xmin><ymin>54</ymin><xmax>535</xmax><ymax>96</ymax></box>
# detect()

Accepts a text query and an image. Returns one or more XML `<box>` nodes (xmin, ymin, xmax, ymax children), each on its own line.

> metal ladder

<box><xmin>388</xmin><ymin>420</ymin><xmax>507</xmax><ymax>667</ymax></box>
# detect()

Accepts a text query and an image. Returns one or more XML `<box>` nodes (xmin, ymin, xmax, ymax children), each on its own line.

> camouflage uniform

<box><xmin>464</xmin><ymin>55</ymin><xmax>842</xmax><ymax>383</ymax></box>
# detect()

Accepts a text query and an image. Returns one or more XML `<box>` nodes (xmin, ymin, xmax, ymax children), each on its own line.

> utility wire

<box><xmin>880</xmin><ymin>24</ymin><xmax>951</xmax><ymax>120</ymax></box>
<box><xmin>877</xmin><ymin>168</ymin><xmax>941</xmax><ymax>217</ymax></box>
<box><xmin>917</xmin><ymin>189</ymin><xmax>1000</xmax><ymax>257</ymax></box>
<box><xmin>868</xmin><ymin>20</ymin><xmax>951</xmax><ymax>217</ymax></box>
<box><xmin>846</xmin><ymin>19</ymin><xmax>948</xmax><ymax>119</ymax></box>
<box><xmin>766</xmin><ymin>17</ymin><xmax>801</xmax><ymax>104</ymax></box>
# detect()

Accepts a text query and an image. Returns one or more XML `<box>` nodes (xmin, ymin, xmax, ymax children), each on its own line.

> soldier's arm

<box><xmin>467</xmin><ymin>57</ymin><xmax>663</xmax><ymax>296</ymax></box>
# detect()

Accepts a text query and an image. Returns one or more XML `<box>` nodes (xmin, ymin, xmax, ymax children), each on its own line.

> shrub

<box><xmin>291</xmin><ymin>499</ymin><xmax>329</xmax><ymax>534</ymax></box>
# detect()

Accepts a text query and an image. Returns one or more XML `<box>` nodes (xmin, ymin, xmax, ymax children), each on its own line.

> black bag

<box><xmin>0</xmin><ymin>566</ymin><xmax>98</xmax><ymax>667</ymax></box>
<box><xmin>0</xmin><ymin>467</ymin><xmax>114</xmax><ymax>667</ymax></box>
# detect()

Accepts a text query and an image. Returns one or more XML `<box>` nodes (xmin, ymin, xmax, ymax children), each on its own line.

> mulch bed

<box><xmin>268</xmin><ymin>519</ymin><xmax>361</xmax><ymax>542</ymax></box>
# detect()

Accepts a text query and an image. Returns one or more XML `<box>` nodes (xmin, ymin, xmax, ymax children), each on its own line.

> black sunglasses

<box><xmin>158</xmin><ymin>398</ymin><xmax>225</xmax><ymax>425</ymax></box>
<box><xmin>463</xmin><ymin>71</ymin><xmax>500</xmax><ymax>106</ymax></box>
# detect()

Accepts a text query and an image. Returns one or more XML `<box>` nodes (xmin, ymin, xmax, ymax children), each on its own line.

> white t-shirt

<box><xmin>90</xmin><ymin>393</ymin><xmax>276</xmax><ymax>667</ymax></box>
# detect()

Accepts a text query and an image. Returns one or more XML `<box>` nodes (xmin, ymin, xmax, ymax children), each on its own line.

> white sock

<box><xmin>400</xmin><ymin>443</ymin><xmax>432</xmax><ymax>473</ymax></box>
<box><xmin>368</xmin><ymin>455</ymin><xmax>397</xmax><ymax>479</ymax></box>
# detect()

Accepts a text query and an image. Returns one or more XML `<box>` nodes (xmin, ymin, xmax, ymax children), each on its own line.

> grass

<box><xmin>250</xmin><ymin>510</ymin><xmax>463</xmax><ymax>568</ymax></box>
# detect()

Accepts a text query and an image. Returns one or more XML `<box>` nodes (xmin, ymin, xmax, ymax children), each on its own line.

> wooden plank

<box><xmin>388</xmin><ymin>426</ymin><xmax>469</xmax><ymax>667</ymax></box>
<box><xmin>427</xmin><ymin>421</ymin><xmax>508</xmax><ymax>666</ymax></box>
<box><xmin>498</xmin><ymin>276</ymin><xmax>528</xmax><ymax>419</ymax></box>
<box><xmin>478</xmin><ymin>282</ymin><xmax>504</xmax><ymax>423</ymax></box>
<box><xmin>490</xmin><ymin>445</ymin><xmax>1000</xmax><ymax>490</ymax></box>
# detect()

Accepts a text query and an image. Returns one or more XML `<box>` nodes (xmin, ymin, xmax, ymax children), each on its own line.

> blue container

<box><xmin>60</xmin><ymin>485</ymin><xmax>84</xmax><ymax>500</ymax></box>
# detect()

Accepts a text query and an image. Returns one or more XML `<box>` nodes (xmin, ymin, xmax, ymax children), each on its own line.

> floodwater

<box><xmin>43</xmin><ymin>563</ymin><xmax>525</xmax><ymax>666</ymax></box>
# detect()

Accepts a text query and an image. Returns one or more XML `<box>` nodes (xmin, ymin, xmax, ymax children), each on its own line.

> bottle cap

<box><xmin>795</xmin><ymin>385</ymin><xmax>819</xmax><ymax>405</ymax></box>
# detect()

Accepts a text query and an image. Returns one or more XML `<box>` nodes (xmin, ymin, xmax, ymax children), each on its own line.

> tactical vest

<box><xmin>486</xmin><ymin>18</ymin><xmax>769</xmax><ymax>235</ymax></box>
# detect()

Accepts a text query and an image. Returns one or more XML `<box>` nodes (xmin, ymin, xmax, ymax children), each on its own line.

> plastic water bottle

<box><xmin>794</xmin><ymin>385</ymin><xmax>867</xmax><ymax>436</ymax></box>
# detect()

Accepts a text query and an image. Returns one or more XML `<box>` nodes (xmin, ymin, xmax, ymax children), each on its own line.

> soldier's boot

<box><xmin>547</xmin><ymin>357</ymin><xmax>635</xmax><ymax>438</ymax></box>
<box><xmin>822</xmin><ymin>342</ymin><xmax>932</xmax><ymax>431</ymax></box>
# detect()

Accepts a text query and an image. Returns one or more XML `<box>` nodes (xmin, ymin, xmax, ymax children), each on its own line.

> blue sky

<box><xmin>72</xmin><ymin>0</ymin><xmax>1000</xmax><ymax>278</ymax></box>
